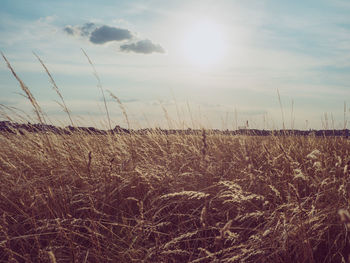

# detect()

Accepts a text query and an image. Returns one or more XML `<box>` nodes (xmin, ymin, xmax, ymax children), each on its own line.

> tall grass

<box><xmin>1</xmin><ymin>54</ymin><xmax>350</xmax><ymax>262</ymax></box>
<box><xmin>33</xmin><ymin>52</ymin><xmax>74</xmax><ymax>126</ymax></box>
<box><xmin>1</xmin><ymin>53</ymin><xmax>45</xmax><ymax>125</ymax></box>
<box><xmin>81</xmin><ymin>48</ymin><xmax>112</xmax><ymax>131</ymax></box>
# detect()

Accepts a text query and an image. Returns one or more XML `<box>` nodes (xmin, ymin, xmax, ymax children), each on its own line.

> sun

<box><xmin>182</xmin><ymin>20</ymin><xmax>227</xmax><ymax>67</ymax></box>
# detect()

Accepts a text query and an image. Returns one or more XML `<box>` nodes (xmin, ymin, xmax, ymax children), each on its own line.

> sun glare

<box><xmin>182</xmin><ymin>20</ymin><xmax>227</xmax><ymax>67</ymax></box>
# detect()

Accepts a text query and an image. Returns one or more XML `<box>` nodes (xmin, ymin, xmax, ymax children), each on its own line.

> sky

<box><xmin>1</xmin><ymin>0</ymin><xmax>350</xmax><ymax>129</ymax></box>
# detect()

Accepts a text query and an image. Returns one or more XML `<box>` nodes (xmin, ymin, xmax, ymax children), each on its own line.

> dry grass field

<box><xmin>1</xmin><ymin>130</ymin><xmax>350</xmax><ymax>262</ymax></box>
<box><xmin>1</xmin><ymin>53</ymin><xmax>350</xmax><ymax>262</ymax></box>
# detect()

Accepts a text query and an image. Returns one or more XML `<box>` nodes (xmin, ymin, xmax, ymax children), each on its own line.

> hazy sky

<box><xmin>1</xmin><ymin>0</ymin><xmax>350</xmax><ymax>129</ymax></box>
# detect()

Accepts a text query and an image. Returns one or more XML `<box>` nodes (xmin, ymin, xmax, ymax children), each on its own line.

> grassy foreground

<box><xmin>1</xmin><ymin>131</ymin><xmax>350</xmax><ymax>262</ymax></box>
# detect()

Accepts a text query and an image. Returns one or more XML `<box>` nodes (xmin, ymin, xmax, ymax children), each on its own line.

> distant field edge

<box><xmin>0</xmin><ymin>121</ymin><xmax>349</xmax><ymax>137</ymax></box>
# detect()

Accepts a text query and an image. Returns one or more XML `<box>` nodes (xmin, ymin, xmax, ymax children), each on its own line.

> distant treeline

<box><xmin>0</xmin><ymin>121</ymin><xmax>349</xmax><ymax>137</ymax></box>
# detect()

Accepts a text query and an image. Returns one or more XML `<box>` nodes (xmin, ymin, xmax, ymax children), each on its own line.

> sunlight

<box><xmin>182</xmin><ymin>20</ymin><xmax>227</xmax><ymax>67</ymax></box>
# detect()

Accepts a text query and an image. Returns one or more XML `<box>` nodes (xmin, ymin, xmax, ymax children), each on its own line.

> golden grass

<box><xmin>1</xmin><ymin>53</ymin><xmax>350</xmax><ymax>262</ymax></box>
<box><xmin>1</xmin><ymin>132</ymin><xmax>350</xmax><ymax>262</ymax></box>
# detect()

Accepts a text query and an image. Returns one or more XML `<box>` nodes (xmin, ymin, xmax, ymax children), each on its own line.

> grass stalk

<box><xmin>277</xmin><ymin>88</ymin><xmax>285</xmax><ymax>130</ymax></box>
<box><xmin>1</xmin><ymin>52</ymin><xmax>45</xmax><ymax>125</ymax></box>
<box><xmin>33</xmin><ymin>52</ymin><xmax>74</xmax><ymax>126</ymax></box>
<box><xmin>81</xmin><ymin>48</ymin><xmax>112</xmax><ymax>130</ymax></box>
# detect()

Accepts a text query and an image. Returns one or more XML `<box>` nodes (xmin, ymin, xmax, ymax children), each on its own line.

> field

<box><xmin>1</xmin><ymin>130</ymin><xmax>350</xmax><ymax>262</ymax></box>
<box><xmin>1</xmin><ymin>52</ymin><xmax>350</xmax><ymax>263</ymax></box>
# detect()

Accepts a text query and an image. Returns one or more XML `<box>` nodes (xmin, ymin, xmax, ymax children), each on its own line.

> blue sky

<box><xmin>1</xmin><ymin>0</ymin><xmax>350</xmax><ymax>129</ymax></box>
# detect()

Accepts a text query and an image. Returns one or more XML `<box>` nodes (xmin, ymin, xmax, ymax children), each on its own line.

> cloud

<box><xmin>63</xmin><ymin>26</ymin><xmax>74</xmax><ymax>35</ymax></box>
<box><xmin>63</xmin><ymin>22</ymin><xmax>165</xmax><ymax>54</ymax></box>
<box><xmin>63</xmin><ymin>23</ymin><xmax>97</xmax><ymax>37</ymax></box>
<box><xmin>63</xmin><ymin>23</ymin><xmax>131</xmax><ymax>44</ymax></box>
<box><xmin>90</xmin><ymin>25</ymin><xmax>133</xmax><ymax>44</ymax></box>
<box><xmin>80</xmin><ymin>22</ymin><xmax>96</xmax><ymax>36</ymax></box>
<box><xmin>120</xmin><ymin>39</ymin><xmax>165</xmax><ymax>54</ymax></box>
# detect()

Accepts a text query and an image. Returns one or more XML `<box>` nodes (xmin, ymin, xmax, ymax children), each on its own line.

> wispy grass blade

<box><xmin>81</xmin><ymin>48</ymin><xmax>112</xmax><ymax>130</ymax></box>
<box><xmin>1</xmin><ymin>52</ymin><xmax>45</xmax><ymax>124</ymax></box>
<box><xmin>107</xmin><ymin>90</ymin><xmax>130</xmax><ymax>130</ymax></box>
<box><xmin>33</xmin><ymin>52</ymin><xmax>74</xmax><ymax>126</ymax></box>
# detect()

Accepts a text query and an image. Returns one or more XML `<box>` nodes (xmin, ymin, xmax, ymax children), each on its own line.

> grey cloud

<box><xmin>63</xmin><ymin>23</ymin><xmax>130</xmax><ymax>44</ymax></box>
<box><xmin>63</xmin><ymin>23</ymin><xmax>165</xmax><ymax>54</ymax></box>
<box><xmin>63</xmin><ymin>23</ymin><xmax>96</xmax><ymax>37</ymax></box>
<box><xmin>90</xmin><ymin>25</ymin><xmax>133</xmax><ymax>44</ymax></box>
<box><xmin>81</xmin><ymin>22</ymin><xmax>96</xmax><ymax>36</ymax></box>
<box><xmin>120</xmin><ymin>39</ymin><xmax>165</xmax><ymax>54</ymax></box>
<box><xmin>63</xmin><ymin>26</ymin><xmax>74</xmax><ymax>35</ymax></box>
